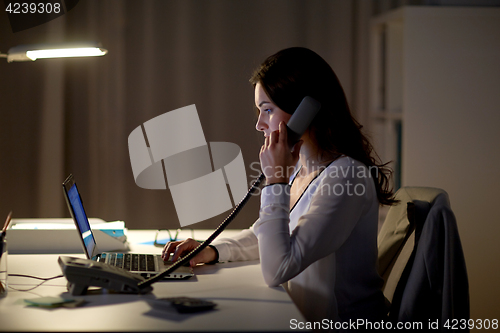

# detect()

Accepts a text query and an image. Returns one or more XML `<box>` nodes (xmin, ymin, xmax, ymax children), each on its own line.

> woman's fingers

<box><xmin>260</xmin><ymin>121</ymin><xmax>299</xmax><ymax>184</ymax></box>
<box><xmin>162</xmin><ymin>238</ymin><xmax>195</xmax><ymax>261</ymax></box>
<box><xmin>279</xmin><ymin>121</ymin><xmax>287</xmax><ymax>146</ymax></box>
<box><xmin>172</xmin><ymin>238</ymin><xmax>199</xmax><ymax>262</ymax></box>
<box><xmin>162</xmin><ymin>240</ymin><xmax>182</xmax><ymax>260</ymax></box>
<box><xmin>269</xmin><ymin>128</ymin><xmax>279</xmax><ymax>144</ymax></box>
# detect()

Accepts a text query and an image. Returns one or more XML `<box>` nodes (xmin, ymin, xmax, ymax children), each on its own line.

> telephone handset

<box><xmin>285</xmin><ymin>96</ymin><xmax>321</xmax><ymax>148</ymax></box>
<box><xmin>59</xmin><ymin>96</ymin><xmax>321</xmax><ymax>295</ymax></box>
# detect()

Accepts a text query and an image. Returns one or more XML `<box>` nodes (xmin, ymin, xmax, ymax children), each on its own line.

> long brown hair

<box><xmin>250</xmin><ymin>47</ymin><xmax>398</xmax><ymax>206</ymax></box>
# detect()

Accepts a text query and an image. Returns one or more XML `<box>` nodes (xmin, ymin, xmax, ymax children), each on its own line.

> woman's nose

<box><xmin>256</xmin><ymin>114</ymin><xmax>267</xmax><ymax>132</ymax></box>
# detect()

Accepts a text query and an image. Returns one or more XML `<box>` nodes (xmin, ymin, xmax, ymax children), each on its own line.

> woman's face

<box><xmin>254</xmin><ymin>83</ymin><xmax>291</xmax><ymax>138</ymax></box>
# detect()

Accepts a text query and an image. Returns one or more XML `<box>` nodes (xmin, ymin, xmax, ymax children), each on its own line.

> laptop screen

<box><xmin>65</xmin><ymin>180</ymin><xmax>96</xmax><ymax>259</ymax></box>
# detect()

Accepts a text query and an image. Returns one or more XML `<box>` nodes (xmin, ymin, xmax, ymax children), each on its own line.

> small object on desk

<box><xmin>24</xmin><ymin>296</ymin><xmax>85</xmax><ymax>308</ymax></box>
<box><xmin>158</xmin><ymin>297</ymin><xmax>217</xmax><ymax>313</ymax></box>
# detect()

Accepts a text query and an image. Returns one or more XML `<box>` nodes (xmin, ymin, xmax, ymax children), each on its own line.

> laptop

<box><xmin>62</xmin><ymin>174</ymin><xmax>194</xmax><ymax>279</ymax></box>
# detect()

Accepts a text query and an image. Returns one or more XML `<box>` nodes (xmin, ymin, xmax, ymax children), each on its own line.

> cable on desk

<box><xmin>8</xmin><ymin>273</ymin><xmax>64</xmax><ymax>292</ymax></box>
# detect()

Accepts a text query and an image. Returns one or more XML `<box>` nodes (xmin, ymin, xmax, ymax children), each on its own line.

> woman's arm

<box><xmin>212</xmin><ymin>226</ymin><xmax>260</xmax><ymax>262</ymax></box>
<box><xmin>253</xmin><ymin>168</ymin><xmax>373</xmax><ymax>287</ymax></box>
<box><xmin>162</xmin><ymin>225</ymin><xmax>261</xmax><ymax>265</ymax></box>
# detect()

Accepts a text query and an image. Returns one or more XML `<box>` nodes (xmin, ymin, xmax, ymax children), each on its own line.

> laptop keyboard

<box><xmin>102</xmin><ymin>253</ymin><xmax>156</xmax><ymax>272</ymax></box>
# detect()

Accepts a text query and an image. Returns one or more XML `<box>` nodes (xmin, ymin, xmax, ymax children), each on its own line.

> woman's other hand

<box><xmin>162</xmin><ymin>238</ymin><xmax>217</xmax><ymax>267</ymax></box>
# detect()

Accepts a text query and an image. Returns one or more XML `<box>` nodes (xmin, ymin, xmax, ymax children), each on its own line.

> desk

<box><xmin>0</xmin><ymin>230</ymin><xmax>306</xmax><ymax>332</ymax></box>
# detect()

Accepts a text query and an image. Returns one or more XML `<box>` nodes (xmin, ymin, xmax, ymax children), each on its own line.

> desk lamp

<box><xmin>0</xmin><ymin>42</ymin><xmax>107</xmax><ymax>62</ymax></box>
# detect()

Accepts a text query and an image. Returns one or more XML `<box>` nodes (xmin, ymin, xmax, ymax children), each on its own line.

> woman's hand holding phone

<box><xmin>260</xmin><ymin>121</ymin><xmax>302</xmax><ymax>185</ymax></box>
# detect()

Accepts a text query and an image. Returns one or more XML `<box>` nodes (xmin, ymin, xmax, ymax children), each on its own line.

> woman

<box><xmin>163</xmin><ymin>47</ymin><xmax>397</xmax><ymax>323</ymax></box>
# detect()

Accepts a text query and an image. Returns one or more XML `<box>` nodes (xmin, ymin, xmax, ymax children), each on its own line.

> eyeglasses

<box><xmin>153</xmin><ymin>228</ymin><xmax>196</xmax><ymax>247</ymax></box>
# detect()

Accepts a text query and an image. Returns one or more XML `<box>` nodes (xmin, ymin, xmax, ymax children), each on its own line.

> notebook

<box><xmin>62</xmin><ymin>174</ymin><xmax>194</xmax><ymax>279</ymax></box>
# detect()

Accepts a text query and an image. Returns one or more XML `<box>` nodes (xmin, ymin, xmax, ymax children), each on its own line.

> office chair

<box><xmin>377</xmin><ymin>187</ymin><xmax>469</xmax><ymax>329</ymax></box>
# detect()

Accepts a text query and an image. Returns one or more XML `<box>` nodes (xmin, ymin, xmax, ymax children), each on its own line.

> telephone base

<box><xmin>58</xmin><ymin>256</ymin><xmax>153</xmax><ymax>295</ymax></box>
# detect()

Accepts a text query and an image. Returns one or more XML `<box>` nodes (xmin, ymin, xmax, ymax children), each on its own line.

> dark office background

<box><xmin>0</xmin><ymin>0</ymin><xmax>399</xmax><ymax>230</ymax></box>
<box><xmin>2</xmin><ymin>0</ymin><xmax>498</xmax><ymax>230</ymax></box>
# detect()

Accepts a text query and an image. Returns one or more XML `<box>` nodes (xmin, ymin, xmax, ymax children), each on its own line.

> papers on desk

<box><xmin>7</xmin><ymin>218</ymin><xmax>129</xmax><ymax>254</ymax></box>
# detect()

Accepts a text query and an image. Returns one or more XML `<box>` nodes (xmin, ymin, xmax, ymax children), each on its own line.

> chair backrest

<box><xmin>378</xmin><ymin>186</ymin><xmax>469</xmax><ymax>324</ymax></box>
<box><xmin>377</xmin><ymin>187</ymin><xmax>446</xmax><ymax>303</ymax></box>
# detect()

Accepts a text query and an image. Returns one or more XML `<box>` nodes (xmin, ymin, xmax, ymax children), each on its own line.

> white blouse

<box><xmin>213</xmin><ymin>156</ymin><xmax>386</xmax><ymax>322</ymax></box>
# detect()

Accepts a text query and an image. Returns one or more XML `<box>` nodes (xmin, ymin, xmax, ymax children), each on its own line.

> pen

<box><xmin>1</xmin><ymin>211</ymin><xmax>12</xmax><ymax>233</ymax></box>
